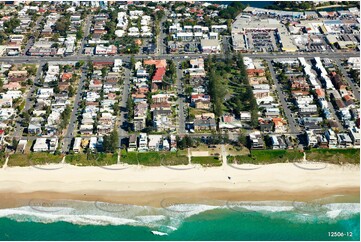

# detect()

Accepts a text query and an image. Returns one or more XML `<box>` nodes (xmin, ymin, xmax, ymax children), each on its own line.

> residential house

<box><xmin>325</xmin><ymin>129</ymin><xmax>338</xmax><ymax>148</ymax></box>
<box><xmin>194</xmin><ymin>117</ymin><xmax>216</xmax><ymax>131</ymax></box>
<box><xmin>138</xmin><ymin>133</ymin><xmax>148</xmax><ymax>152</ymax></box>
<box><xmin>270</xmin><ymin>135</ymin><xmax>287</xmax><ymax>149</ymax></box>
<box><xmin>348</xmin><ymin>126</ymin><xmax>360</xmax><ymax>147</ymax></box>
<box><xmin>337</xmin><ymin>133</ymin><xmax>353</xmax><ymax>148</ymax></box>
<box><xmin>128</xmin><ymin>134</ymin><xmax>138</xmax><ymax>151</ymax></box>
<box><xmin>33</xmin><ymin>137</ymin><xmax>58</xmax><ymax>152</ymax></box>
<box><xmin>249</xmin><ymin>131</ymin><xmax>265</xmax><ymax>149</ymax></box>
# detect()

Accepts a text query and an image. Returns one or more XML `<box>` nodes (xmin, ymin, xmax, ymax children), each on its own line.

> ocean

<box><xmin>215</xmin><ymin>1</ymin><xmax>274</xmax><ymax>8</ymax></box>
<box><xmin>0</xmin><ymin>198</ymin><xmax>359</xmax><ymax>241</ymax></box>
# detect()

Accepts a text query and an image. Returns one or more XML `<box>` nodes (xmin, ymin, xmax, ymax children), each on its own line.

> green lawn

<box><xmin>191</xmin><ymin>156</ymin><xmax>222</xmax><ymax>167</ymax></box>
<box><xmin>120</xmin><ymin>151</ymin><xmax>138</xmax><ymax>165</ymax></box>
<box><xmin>137</xmin><ymin>152</ymin><xmax>161</xmax><ymax>166</ymax></box>
<box><xmin>120</xmin><ymin>151</ymin><xmax>189</xmax><ymax>166</ymax></box>
<box><xmin>305</xmin><ymin>148</ymin><xmax>360</xmax><ymax>164</ymax></box>
<box><xmin>8</xmin><ymin>153</ymin><xmax>63</xmax><ymax>167</ymax></box>
<box><xmin>228</xmin><ymin>149</ymin><xmax>304</xmax><ymax>165</ymax></box>
<box><xmin>65</xmin><ymin>153</ymin><xmax>118</xmax><ymax>166</ymax></box>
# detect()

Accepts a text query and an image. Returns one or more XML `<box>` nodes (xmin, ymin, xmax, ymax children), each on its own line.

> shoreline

<box><xmin>0</xmin><ymin>163</ymin><xmax>359</xmax><ymax>209</ymax></box>
<box><xmin>0</xmin><ymin>187</ymin><xmax>359</xmax><ymax>210</ymax></box>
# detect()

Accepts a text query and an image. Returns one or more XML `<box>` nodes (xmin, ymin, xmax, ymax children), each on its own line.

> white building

<box><xmin>325</xmin><ymin>129</ymin><xmax>337</xmax><ymax>148</ymax></box>
<box><xmin>138</xmin><ymin>133</ymin><xmax>148</xmax><ymax>152</ymax></box>
<box><xmin>33</xmin><ymin>137</ymin><xmax>58</xmax><ymax>152</ymax></box>
<box><xmin>200</xmin><ymin>39</ymin><xmax>221</xmax><ymax>53</ymax></box>
<box><xmin>148</xmin><ymin>135</ymin><xmax>162</xmax><ymax>151</ymax></box>
<box><xmin>73</xmin><ymin>137</ymin><xmax>82</xmax><ymax>153</ymax></box>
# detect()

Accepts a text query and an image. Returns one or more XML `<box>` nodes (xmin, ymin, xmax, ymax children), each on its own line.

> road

<box><xmin>156</xmin><ymin>10</ymin><xmax>168</xmax><ymax>56</ymax></box>
<box><xmin>23</xmin><ymin>16</ymin><xmax>44</xmax><ymax>55</ymax></box>
<box><xmin>334</xmin><ymin>58</ymin><xmax>360</xmax><ymax>101</ymax></box>
<box><xmin>13</xmin><ymin>62</ymin><xmax>44</xmax><ymax>139</ymax></box>
<box><xmin>175</xmin><ymin>60</ymin><xmax>186</xmax><ymax>134</ymax></box>
<box><xmin>266</xmin><ymin>60</ymin><xmax>300</xmax><ymax>134</ymax></box>
<box><xmin>62</xmin><ymin>66</ymin><xmax>88</xmax><ymax>153</ymax></box>
<box><xmin>78</xmin><ymin>15</ymin><xmax>92</xmax><ymax>55</ymax></box>
<box><xmin>1</xmin><ymin>52</ymin><xmax>358</xmax><ymax>64</ymax></box>
<box><xmin>305</xmin><ymin>59</ymin><xmax>344</xmax><ymax>130</ymax></box>
<box><xmin>118</xmin><ymin>66</ymin><xmax>131</xmax><ymax>148</ymax></box>
<box><xmin>222</xmin><ymin>35</ymin><xmax>232</xmax><ymax>54</ymax></box>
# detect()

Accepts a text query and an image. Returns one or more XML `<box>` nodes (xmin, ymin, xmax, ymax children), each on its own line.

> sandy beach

<box><xmin>0</xmin><ymin>163</ymin><xmax>359</xmax><ymax>208</ymax></box>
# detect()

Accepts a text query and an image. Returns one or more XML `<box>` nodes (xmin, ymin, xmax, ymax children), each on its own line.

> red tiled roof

<box><xmin>93</xmin><ymin>61</ymin><xmax>113</xmax><ymax>65</ymax></box>
<box><xmin>343</xmin><ymin>95</ymin><xmax>352</xmax><ymax>101</ymax></box>
<box><xmin>144</xmin><ymin>59</ymin><xmax>167</xmax><ymax>69</ymax></box>
<box><xmin>61</xmin><ymin>73</ymin><xmax>72</xmax><ymax>80</ymax></box>
<box><xmin>191</xmin><ymin>94</ymin><xmax>203</xmax><ymax>99</ymax></box>
<box><xmin>247</xmin><ymin>69</ymin><xmax>264</xmax><ymax>74</ymax></box>
<box><xmin>223</xmin><ymin>115</ymin><xmax>233</xmax><ymax>123</ymax></box>
<box><xmin>272</xmin><ymin>117</ymin><xmax>285</xmax><ymax>126</ymax></box>
<box><xmin>152</xmin><ymin>67</ymin><xmax>166</xmax><ymax>81</ymax></box>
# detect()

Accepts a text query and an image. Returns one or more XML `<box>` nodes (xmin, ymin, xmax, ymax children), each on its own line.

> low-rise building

<box><xmin>128</xmin><ymin>134</ymin><xmax>138</xmax><ymax>151</ymax></box>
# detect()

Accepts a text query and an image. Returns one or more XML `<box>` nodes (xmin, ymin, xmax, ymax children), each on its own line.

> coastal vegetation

<box><xmin>227</xmin><ymin>150</ymin><xmax>304</xmax><ymax>165</ymax></box>
<box><xmin>120</xmin><ymin>150</ymin><xmax>188</xmax><ymax>166</ymax></box>
<box><xmin>8</xmin><ymin>153</ymin><xmax>63</xmax><ymax>167</ymax></box>
<box><xmin>305</xmin><ymin>148</ymin><xmax>360</xmax><ymax>165</ymax></box>
<box><xmin>0</xmin><ymin>150</ymin><xmax>5</xmax><ymax>168</ymax></box>
<box><xmin>5</xmin><ymin>148</ymin><xmax>360</xmax><ymax>168</ymax></box>
<box><xmin>65</xmin><ymin>153</ymin><xmax>117</xmax><ymax>166</ymax></box>
<box><xmin>228</xmin><ymin>148</ymin><xmax>360</xmax><ymax>165</ymax></box>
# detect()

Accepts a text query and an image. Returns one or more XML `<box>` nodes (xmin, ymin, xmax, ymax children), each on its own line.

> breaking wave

<box><xmin>0</xmin><ymin>199</ymin><xmax>359</xmax><ymax>235</ymax></box>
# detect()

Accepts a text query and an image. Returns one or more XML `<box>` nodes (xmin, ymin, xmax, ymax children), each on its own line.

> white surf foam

<box><xmin>0</xmin><ymin>200</ymin><xmax>359</xmax><ymax>231</ymax></box>
<box><xmin>151</xmin><ymin>231</ymin><xmax>168</xmax><ymax>236</ymax></box>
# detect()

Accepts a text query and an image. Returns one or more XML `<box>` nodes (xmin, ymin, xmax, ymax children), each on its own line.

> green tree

<box><xmin>68</xmin><ymin>85</ymin><xmax>75</xmax><ymax>97</ymax></box>
<box><xmin>113</xmin><ymin>102</ymin><xmax>119</xmax><ymax>115</ymax></box>
<box><xmin>54</xmin><ymin>17</ymin><xmax>70</xmax><ymax>36</ymax></box>
<box><xmin>12</xmin><ymin>138</ymin><xmax>18</xmax><ymax>150</ymax></box>
<box><xmin>0</xmin><ymin>78</ymin><xmax>3</xmax><ymax>91</ymax></box>
<box><xmin>130</xmin><ymin>55</ymin><xmax>135</xmax><ymax>70</ymax></box>
<box><xmin>101</xmin><ymin>67</ymin><xmax>107</xmax><ymax>78</ymax></box>
<box><xmin>184</xmin><ymin>86</ymin><xmax>193</xmax><ymax>96</ymax></box>
<box><xmin>50</xmin><ymin>33</ymin><xmax>60</xmax><ymax>41</ymax></box>
<box><xmin>76</xmin><ymin>27</ymin><xmax>83</xmax><ymax>40</ymax></box>
<box><xmin>184</xmin><ymin>135</ymin><xmax>193</xmax><ymax>148</ymax></box>
<box><xmin>103</xmin><ymin>129</ymin><xmax>118</xmax><ymax>153</ymax></box>
<box><xmin>238</xmin><ymin>130</ymin><xmax>248</xmax><ymax>147</ymax></box>
<box><xmin>75</xmin><ymin>61</ymin><xmax>84</xmax><ymax>69</ymax></box>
